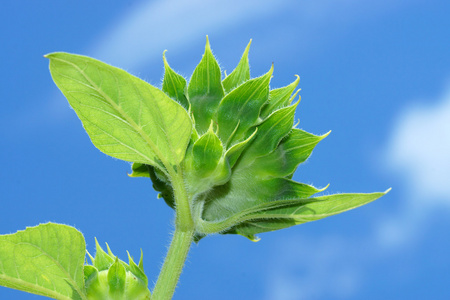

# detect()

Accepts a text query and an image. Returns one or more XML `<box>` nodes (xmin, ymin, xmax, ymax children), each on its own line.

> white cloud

<box><xmin>90</xmin><ymin>0</ymin><xmax>286</xmax><ymax>69</ymax></box>
<box><xmin>89</xmin><ymin>0</ymin><xmax>416</xmax><ymax>71</ymax></box>
<box><xmin>385</xmin><ymin>87</ymin><xmax>450</xmax><ymax>202</ymax></box>
<box><xmin>373</xmin><ymin>83</ymin><xmax>450</xmax><ymax>250</ymax></box>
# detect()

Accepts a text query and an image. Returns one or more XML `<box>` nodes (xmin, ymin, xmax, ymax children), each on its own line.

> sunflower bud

<box><xmin>84</xmin><ymin>239</ymin><xmax>151</xmax><ymax>300</ymax></box>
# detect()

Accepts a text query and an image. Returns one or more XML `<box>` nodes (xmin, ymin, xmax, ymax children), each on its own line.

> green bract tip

<box><xmin>84</xmin><ymin>241</ymin><xmax>151</xmax><ymax>300</ymax></box>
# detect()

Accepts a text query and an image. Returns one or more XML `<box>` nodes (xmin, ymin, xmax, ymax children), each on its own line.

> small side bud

<box><xmin>85</xmin><ymin>241</ymin><xmax>151</xmax><ymax>300</ymax></box>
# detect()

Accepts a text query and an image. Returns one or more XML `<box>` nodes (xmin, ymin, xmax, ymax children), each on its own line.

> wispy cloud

<box><xmin>377</xmin><ymin>82</ymin><xmax>450</xmax><ymax>249</ymax></box>
<box><xmin>90</xmin><ymin>0</ymin><xmax>417</xmax><ymax>71</ymax></box>
<box><xmin>385</xmin><ymin>86</ymin><xmax>450</xmax><ymax>202</ymax></box>
<box><xmin>90</xmin><ymin>0</ymin><xmax>287</xmax><ymax>69</ymax></box>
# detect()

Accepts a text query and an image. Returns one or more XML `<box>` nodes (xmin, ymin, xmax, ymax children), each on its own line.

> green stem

<box><xmin>152</xmin><ymin>165</ymin><xmax>194</xmax><ymax>299</ymax></box>
<box><xmin>152</xmin><ymin>226</ymin><xmax>194</xmax><ymax>300</ymax></box>
<box><xmin>168</xmin><ymin>166</ymin><xmax>193</xmax><ymax>230</ymax></box>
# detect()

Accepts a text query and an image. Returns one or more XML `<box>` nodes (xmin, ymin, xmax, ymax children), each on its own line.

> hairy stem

<box><xmin>152</xmin><ymin>165</ymin><xmax>194</xmax><ymax>300</ymax></box>
<box><xmin>152</xmin><ymin>226</ymin><xmax>194</xmax><ymax>300</ymax></box>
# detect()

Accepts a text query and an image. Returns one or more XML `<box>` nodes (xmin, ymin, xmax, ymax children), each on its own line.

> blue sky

<box><xmin>1</xmin><ymin>0</ymin><xmax>449</xmax><ymax>299</ymax></box>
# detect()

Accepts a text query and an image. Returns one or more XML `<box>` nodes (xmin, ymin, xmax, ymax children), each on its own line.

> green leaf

<box><xmin>216</xmin><ymin>65</ymin><xmax>273</xmax><ymax>145</ymax></box>
<box><xmin>187</xmin><ymin>36</ymin><xmax>224</xmax><ymax>133</ymax></box>
<box><xmin>226</xmin><ymin>190</ymin><xmax>390</xmax><ymax>237</ymax></box>
<box><xmin>162</xmin><ymin>51</ymin><xmax>189</xmax><ymax>110</ymax></box>
<box><xmin>0</xmin><ymin>223</ymin><xmax>87</xmax><ymax>300</ymax></box>
<box><xmin>260</xmin><ymin>75</ymin><xmax>300</xmax><ymax>118</ymax></box>
<box><xmin>222</xmin><ymin>40</ymin><xmax>251</xmax><ymax>93</ymax></box>
<box><xmin>46</xmin><ymin>52</ymin><xmax>192</xmax><ymax>170</ymax></box>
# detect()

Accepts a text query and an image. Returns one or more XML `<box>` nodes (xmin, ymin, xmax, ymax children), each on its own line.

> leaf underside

<box><xmin>46</xmin><ymin>52</ymin><xmax>192</xmax><ymax>170</ymax></box>
<box><xmin>0</xmin><ymin>223</ymin><xmax>86</xmax><ymax>300</ymax></box>
<box><xmin>223</xmin><ymin>191</ymin><xmax>387</xmax><ymax>238</ymax></box>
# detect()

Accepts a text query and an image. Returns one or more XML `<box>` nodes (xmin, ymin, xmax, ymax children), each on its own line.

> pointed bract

<box><xmin>237</xmin><ymin>102</ymin><xmax>298</xmax><ymax>169</ymax></box>
<box><xmin>225</xmin><ymin>191</ymin><xmax>389</xmax><ymax>237</ymax></box>
<box><xmin>192</xmin><ymin>124</ymin><xmax>224</xmax><ymax>176</ymax></box>
<box><xmin>188</xmin><ymin>36</ymin><xmax>225</xmax><ymax>133</ymax></box>
<box><xmin>127</xmin><ymin>251</ymin><xmax>148</xmax><ymax>285</ymax></box>
<box><xmin>217</xmin><ymin>65</ymin><xmax>273</xmax><ymax>145</ymax></box>
<box><xmin>107</xmin><ymin>258</ymin><xmax>126</xmax><ymax>297</ymax></box>
<box><xmin>222</xmin><ymin>40</ymin><xmax>251</xmax><ymax>93</ymax></box>
<box><xmin>225</xmin><ymin>129</ymin><xmax>257</xmax><ymax>168</ymax></box>
<box><xmin>252</xmin><ymin>129</ymin><xmax>330</xmax><ymax>179</ymax></box>
<box><xmin>94</xmin><ymin>239</ymin><xmax>114</xmax><ymax>271</ymax></box>
<box><xmin>138</xmin><ymin>249</ymin><xmax>144</xmax><ymax>271</ymax></box>
<box><xmin>260</xmin><ymin>75</ymin><xmax>300</xmax><ymax>118</ymax></box>
<box><xmin>163</xmin><ymin>51</ymin><xmax>189</xmax><ymax>109</ymax></box>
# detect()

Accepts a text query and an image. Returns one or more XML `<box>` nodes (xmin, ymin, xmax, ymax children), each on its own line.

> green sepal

<box><xmin>201</xmin><ymin>172</ymin><xmax>323</xmax><ymax>222</ymax></box>
<box><xmin>84</xmin><ymin>265</ymin><xmax>98</xmax><ymax>282</ymax></box>
<box><xmin>128</xmin><ymin>163</ymin><xmax>150</xmax><ymax>178</ymax></box>
<box><xmin>260</xmin><ymin>75</ymin><xmax>300</xmax><ymax>118</ymax></box>
<box><xmin>208</xmin><ymin>157</ymin><xmax>231</xmax><ymax>187</ymax></box>
<box><xmin>192</xmin><ymin>123</ymin><xmax>224</xmax><ymax>176</ymax></box>
<box><xmin>197</xmin><ymin>197</ymin><xmax>321</xmax><ymax>235</ymax></box>
<box><xmin>184</xmin><ymin>124</ymin><xmax>231</xmax><ymax>195</ymax></box>
<box><xmin>188</xmin><ymin>36</ymin><xmax>224</xmax><ymax>133</ymax></box>
<box><xmin>222</xmin><ymin>40</ymin><xmax>251</xmax><ymax>93</ymax></box>
<box><xmin>225</xmin><ymin>128</ymin><xmax>257</xmax><ymax>168</ymax></box>
<box><xmin>126</xmin><ymin>251</ymin><xmax>148</xmax><ymax>285</ymax></box>
<box><xmin>93</xmin><ymin>238</ymin><xmax>114</xmax><ymax>271</ymax></box>
<box><xmin>253</xmin><ymin>129</ymin><xmax>330</xmax><ymax>178</ymax></box>
<box><xmin>107</xmin><ymin>257</ymin><xmax>126</xmax><ymax>298</ymax></box>
<box><xmin>84</xmin><ymin>266</ymin><xmax>103</xmax><ymax>299</ymax></box>
<box><xmin>237</xmin><ymin>102</ymin><xmax>298</xmax><ymax>169</ymax></box>
<box><xmin>225</xmin><ymin>190</ymin><xmax>390</xmax><ymax>239</ymax></box>
<box><xmin>162</xmin><ymin>50</ymin><xmax>189</xmax><ymax>110</ymax></box>
<box><xmin>147</xmin><ymin>165</ymin><xmax>175</xmax><ymax>209</ymax></box>
<box><xmin>138</xmin><ymin>249</ymin><xmax>144</xmax><ymax>271</ymax></box>
<box><xmin>217</xmin><ymin>65</ymin><xmax>273</xmax><ymax>146</ymax></box>
<box><xmin>106</xmin><ymin>243</ymin><xmax>115</xmax><ymax>258</ymax></box>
